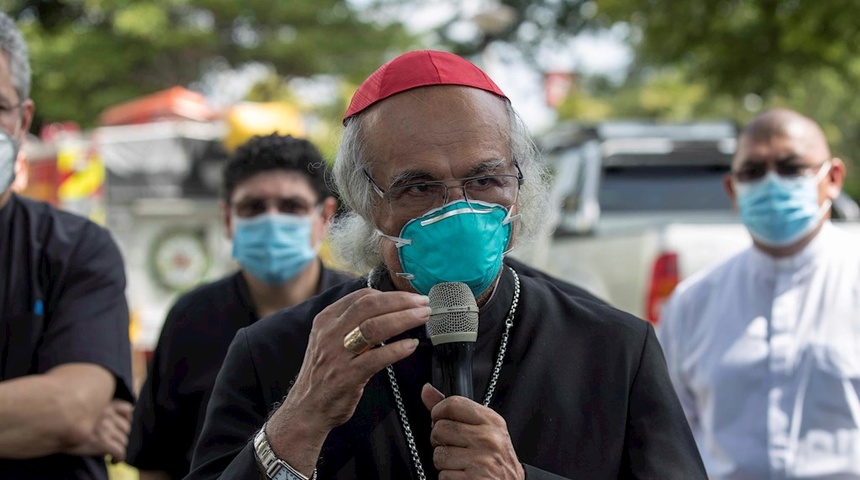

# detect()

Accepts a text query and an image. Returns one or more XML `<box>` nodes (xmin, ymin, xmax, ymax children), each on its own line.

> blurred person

<box><xmin>0</xmin><ymin>12</ymin><xmax>135</xmax><ymax>479</ymax></box>
<box><xmin>186</xmin><ymin>50</ymin><xmax>706</xmax><ymax>480</ymax></box>
<box><xmin>658</xmin><ymin>108</ymin><xmax>860</xmax><ymax>479</ymax></box>
<box><xmin>127</xmin><ymin>133</ymin><xmax>353</xmax><ymax>480</ymax></box>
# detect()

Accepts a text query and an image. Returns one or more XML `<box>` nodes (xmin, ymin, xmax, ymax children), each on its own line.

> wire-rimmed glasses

<box><xmin>364</xmin><ymin>162</ymin><xmax>524</xmax><ymax>219</ymax></box>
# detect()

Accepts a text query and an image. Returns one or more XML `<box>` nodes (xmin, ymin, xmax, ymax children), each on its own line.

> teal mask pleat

<box><xmin>392</xmin><ymin>200</ymin><xmax>513</xmax><ymax>296</ymax></box>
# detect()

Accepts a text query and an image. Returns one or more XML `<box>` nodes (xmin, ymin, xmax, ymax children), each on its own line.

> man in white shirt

<box><xmin>658</xmin><ymin>108</ymin><xmax>860</xmax><ymax>479</ymax></box>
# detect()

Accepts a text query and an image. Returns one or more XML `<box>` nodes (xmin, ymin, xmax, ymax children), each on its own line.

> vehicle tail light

<box><xmin>645</xmin><ymin>252</ymin><xmax>679</xmax><ymax>325</ymax></box>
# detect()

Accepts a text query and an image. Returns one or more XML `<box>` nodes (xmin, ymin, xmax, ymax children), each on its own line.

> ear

<box><xmin>825</xmin><ymin>158</ymin><xmax>846</xmax><ymax>200</ymax></box>
<box><xmin>319</xmin><ymin>196</ymin><xmax>338</xmax><ymax>225</ymax></box>
<box><xmin>17</xmin><ymin>99</ymin><xmax>34</xmax><ymax>144</ymax></box>
<box><xmin>10</xmin><ymin>150</ymin><xmax>28</xmax><ymax>192</ymax></box>
<box><xmin>723</xmin><ymin>172</ymin><xmax>738</xmax><ymax>211</ymax></box>
<box><xmin>221</xmin><ymin>201</ymin><xmax>232</xmax><ymax>240</ymax></box>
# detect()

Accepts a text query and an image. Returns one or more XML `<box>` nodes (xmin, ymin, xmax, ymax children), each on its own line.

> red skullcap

<box><xmin>343</xmin><ymin>50</ymin><xmax>509</xmax><ymax>125</ymax></box>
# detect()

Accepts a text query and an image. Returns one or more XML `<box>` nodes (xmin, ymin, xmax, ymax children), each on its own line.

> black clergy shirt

<box><xmin>186</xmin><ymin>261</ymin><xmax>707</xmax><ymax>479</ymax></box>
<box><xmin>0</xmin><ymin>194</ymin><xmax>134</xmax><ymax>480</ymax></box>
<box><xmin>128</xmin><ymin>266</ymin><xmax>353</xmax><ymax>479</ymax></box>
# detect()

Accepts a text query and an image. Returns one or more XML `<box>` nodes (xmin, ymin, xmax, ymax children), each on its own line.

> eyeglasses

<box><xmin>732</xmin><ymin>159</ymin><xmax>830</xmax><ymax>183</ymax></box>
<box><xmin>364</xmin><ymin>162</ymin><xmax>524</xmax><ymax>219</ymax></box>
<box><xmin>231</xmin><ymin>196</ymin><xmax>319</xmax><ymax>218</ymax></box>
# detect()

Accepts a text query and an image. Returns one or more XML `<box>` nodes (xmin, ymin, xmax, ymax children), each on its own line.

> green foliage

<box><xmin>3</xmin><ymin>0</ymin><xmax>416</xmax><ymax>129</ymax></box>
<box><xmin>584</xmin><ymin>0</ymin><xmax>860</xmax><ymax>198</ymax></box>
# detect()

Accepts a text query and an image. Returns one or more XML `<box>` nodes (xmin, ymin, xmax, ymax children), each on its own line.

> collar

<box><xmin>749</xmin><ymin>221</ymin><xmax>833</xmax><ymax>275</ymax></box>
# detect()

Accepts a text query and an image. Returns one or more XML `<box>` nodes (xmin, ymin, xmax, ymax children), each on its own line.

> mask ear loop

<box><xmin>375</xmin><ymin>229</ymin><xmax>415</xmax><ymax>281</ymax></box>
<box><xmin>501</xmin><ymin>205</ymin><xmax>520</xmax><ymax>256</ymax></box>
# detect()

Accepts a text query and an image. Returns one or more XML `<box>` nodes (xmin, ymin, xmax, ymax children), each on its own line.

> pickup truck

<box><xmin>513</xmin><ymin>120</ymin><xmax>860</xmax><ymax>323</ymax></box>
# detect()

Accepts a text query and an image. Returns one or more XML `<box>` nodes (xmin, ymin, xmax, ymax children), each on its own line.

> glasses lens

<box><xmin>734</xmin><ymin>161</ymin><xmax>826</xmax><ymax>183</ymax></box>
<box><xmin>464</xmin><ymin>174</ymin><xmax>519</xmax><ymax>206</ymax></box>
<box><xmin>774</xmin><ymin>163</ymin><xmax>812</xmax><ymax>178</ymax></box>
<box><xmin>384</xmin><ymin>172</ymin><xmax>521</xmax><ymax>219</ymax></box>
<box><xmin>734</xmin><ymin>163</ymin><xmax>767</xmax><ymax>183</ymax></box>
<box><xmin>388</xmin><ymin>182</ymin><xmax>447</xmax><ymax>218</ymax></box>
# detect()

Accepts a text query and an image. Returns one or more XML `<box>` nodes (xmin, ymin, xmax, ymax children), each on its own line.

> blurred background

<box><xmin>3</xmin><ymin>0</ymin><xmax>860</xmax><ymax>476</ymax></box>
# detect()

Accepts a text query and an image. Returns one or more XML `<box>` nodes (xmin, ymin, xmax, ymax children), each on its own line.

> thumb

<box><xmin>421</xmin><ymin>383</ymin><xmax>445</xmax><ymax>412</ymax></box>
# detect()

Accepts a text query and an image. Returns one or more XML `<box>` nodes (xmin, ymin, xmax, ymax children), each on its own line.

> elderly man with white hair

<box><xmin>187</xmin><ymin>50</ymin><xmax>706</xmax><ymax>480</ymax></box>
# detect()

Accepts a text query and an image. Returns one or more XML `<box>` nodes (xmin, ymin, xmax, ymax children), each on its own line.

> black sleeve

<box><xmin>127</xmin><ymin>306</ymin><xmax>191</xmax><ymax>476</ymax></box>
<box><xmin>39</xmin><ymin>222</ymin><xmax>133</xmax><ymax>401</ymax></box>
<box><xmin>522</xmin><ymin>464</ymin><xmax>572</xmax><ymax>479</ymax></box>
<box><xmin>620</xmin><ymin>323</ymin><xmax>707</xmax><ymax>479</ymax></box>
<box><xmin>187</xmin><ymin>328</ymin><xmax>269</xmax><ymax>479</ymax></box>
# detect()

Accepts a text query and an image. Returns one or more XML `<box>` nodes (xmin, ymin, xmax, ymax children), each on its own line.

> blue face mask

<box><xmin>735</xmin><ymin>162</ymin><xmax>831</xmax><ymax>247</ymax></box>
<box><xmin>380</xmin><ymin>200</ymin><xmax>519</xmax><ymax>296</ymax></box>
<box><xmin>0</xmin><ymin>129</ymin><xmax>18</xmax><ymax>192</ymax></box>
<box><xmin>232</xmin><ymin>212</ymin><xmax>317</xmax><ymax>285</ymax></box>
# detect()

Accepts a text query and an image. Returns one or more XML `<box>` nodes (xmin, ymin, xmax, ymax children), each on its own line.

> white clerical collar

<box><xmin>750</xmin><ymin>221</ymin><xmax>833</xmax><ymax>274</ymax></box>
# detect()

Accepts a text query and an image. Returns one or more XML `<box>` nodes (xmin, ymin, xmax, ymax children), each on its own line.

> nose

<box><xmin>264</xmin><ymin>203</ymin><xmax>281</xmax><ymax>215</ymax></box>
<box><xmin>443</xmin><ymin>183</ymin><xmax>468</xmax><ymax>203</ymax></box>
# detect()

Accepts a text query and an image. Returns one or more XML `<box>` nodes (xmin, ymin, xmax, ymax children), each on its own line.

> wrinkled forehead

<box><xmin>363</xmin><ymin>86</ymin><xmax>510</xmax><ymax>147</ymax></box>
<box><xmin>361</xmin><ymin>86</ymin><xmax>512</xmax><ymax>179</ymax></box>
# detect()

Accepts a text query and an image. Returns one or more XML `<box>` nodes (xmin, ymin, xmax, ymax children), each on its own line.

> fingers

<box><xmin>101</xmin><ymin>400</ymin><xmax>132</xmax><ymax>462</ymax></box>
<box><xmin>111</xmin><ymin>399</ymin><xmax>133</xmax><ymax>421</ymax></box>
<box><xmin>433</xmin><ymin>445</ymin><xmax>471</xmax><ymax>470</ymax></box>
<box><xmin>352</xmin><ymin>337</ymin><xmax>420</xmax><ymax>378</ymax></box>
<box><xmin>428</xmin><ymin>395</ymin><xmax>488</xmax><ymax>426</ymax></box>
<box><xmin>421</xmin><ymin>383</ymin><xmax>445</xmax><ymax>412</ymax></box>
<box><xmin>341</xmin><ymin>291</ymin><xmax>429</xmax><ymax>340</ymax></box>
<box><xmin>430</xmin><ymin>419</ymin><xmax>482</xmax><ymax>448</ymax></box>
<box><xmin>318</xmin><ymin>288</ymin><xmax>427</xmax><ymax>332</ymax></box>
<box><xmin>350</xmin><ymin>304</ymin><xmax>430</xmax><ymax>350</ymax></box>
<box><xmin>428</xmin><ymin>406</ymin><xmax>524</xmax><ymax>479</ymax></box>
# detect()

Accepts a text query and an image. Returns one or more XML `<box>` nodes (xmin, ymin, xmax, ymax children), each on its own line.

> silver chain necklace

<box><xmin>371</xmin><ymin>267</ymin><xmax>520</xmax><ymax>480</ymax></box>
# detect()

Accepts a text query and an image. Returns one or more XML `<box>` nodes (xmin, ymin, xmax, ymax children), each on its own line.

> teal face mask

<box><xmin>232</xmin><ymin>212</ymin><xmax>318</xmax><ymax>285</ymax></box>
<box><xmin>380</xmin><ymin>200</ymin><xmax>519</xmax><ymax>296</ymax></box>
<box><xmin>734</xmin><ymin>162</ymin><xmax>831</xmax><ymax>247</ymax></box>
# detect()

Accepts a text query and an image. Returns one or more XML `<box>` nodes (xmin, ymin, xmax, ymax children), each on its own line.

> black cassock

<box><xmin>187</xmin><ymin>261</ymin><xmax>706</xmax><ymax>480</ymax></box>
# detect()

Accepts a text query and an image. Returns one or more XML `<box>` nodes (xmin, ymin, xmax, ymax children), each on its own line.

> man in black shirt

<box><xmin>0</xmin><ymin>13</ymin><xmax>135</xmax><ymax>479</ymax></box>
<box><xmin>188</xmin><ymin>50</ymin><xmax>707</xmax><ymax>479</ymax></box>
<box><xmin>127</xmin><ymin>134</ymin><xmax>353</xmax><ymax>479</ymax></box>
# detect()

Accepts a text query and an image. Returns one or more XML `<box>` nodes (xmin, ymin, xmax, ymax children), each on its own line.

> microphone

<box><xmin>427</xmin><ymin>282</ymin><xmax>479</xmax><ymax>399</ymax></box>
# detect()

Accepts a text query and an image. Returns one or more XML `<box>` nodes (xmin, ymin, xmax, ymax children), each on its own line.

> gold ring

<box><xmin>343</xmin><ymin>325</ymin><xmax>372</xmax><ymax>355</ymax></box>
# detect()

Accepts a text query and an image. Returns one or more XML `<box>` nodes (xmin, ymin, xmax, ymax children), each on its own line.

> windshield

<box><xmin>599</xmin><ymin>166</ymin><xmax>732</xmax><ymax>212</ymax></box>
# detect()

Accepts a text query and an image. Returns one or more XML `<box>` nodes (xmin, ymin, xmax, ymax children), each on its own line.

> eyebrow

<box><xmin>388</xmin><ymin>158</ymin><xmax>509</xmax><ymax>186</ymax></box>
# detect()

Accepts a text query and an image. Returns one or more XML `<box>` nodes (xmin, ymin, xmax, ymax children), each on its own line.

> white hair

<box><xmin>0</xmin><ymin>13</ymin><xmax>31</xmax><ymax>102</ymax></box>
<box><xmin>329</xmin><ymin>98</ymin><xmax>551</xmax><ymax>274</ymax></box>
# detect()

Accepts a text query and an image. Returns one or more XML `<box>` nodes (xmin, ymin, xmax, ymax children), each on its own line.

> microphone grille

<box><xmin>427</xmin><ymin>282</ymin><xmax>479</xmax><ymax>345</ymax></box>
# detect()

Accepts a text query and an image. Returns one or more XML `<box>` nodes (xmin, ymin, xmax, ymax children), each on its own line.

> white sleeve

<box><xmin>656</xmin><ymin>291</ymin><xmax>700</xmax><ymax>432</ymax></box>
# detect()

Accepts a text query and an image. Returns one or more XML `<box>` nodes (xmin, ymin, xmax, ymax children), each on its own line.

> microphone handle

<box><xmin>434</xmin><ymin>342</ymin><xmax>475</xmax><ymax>399</ymax></box>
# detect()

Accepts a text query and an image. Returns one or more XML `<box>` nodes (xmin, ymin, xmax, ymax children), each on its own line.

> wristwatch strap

<box><xmin>253</xmin><ymin>423</ymin><xmax>317</xmax><ymax>480</ymax></box>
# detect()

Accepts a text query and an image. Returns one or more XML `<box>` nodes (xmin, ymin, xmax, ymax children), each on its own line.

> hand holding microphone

<box><xmin>424</xmin><ymin>282</ymin><xmax>525</xmax><ymax>479</ymax></box>
<box><xmin>427</xmin><ymin>282</ymin><xmax>479</xmax><ymax>399</ymax></box>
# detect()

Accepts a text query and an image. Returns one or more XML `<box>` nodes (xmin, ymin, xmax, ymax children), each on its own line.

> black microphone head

<box><xmin>427</xmin><ymin>282</ymin><xmax>479</xmax><ymax>346</ymax></box>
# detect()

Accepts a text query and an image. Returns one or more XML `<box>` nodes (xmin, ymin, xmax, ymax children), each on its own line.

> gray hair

<box><xmin>329</xmin><ymin>99</ymin><xmax>551</xmax><ymax>274</ymax></box>
<box><xmin>0</xmin><ymin>13</ymin><xmax>31</xmax><ymax>102</ymax></box>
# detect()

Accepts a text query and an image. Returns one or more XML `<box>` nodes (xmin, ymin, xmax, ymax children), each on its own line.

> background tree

<box><xmin>2</xmin><ymin>0</ymin><xmax>416</xmax><ymax>130</ymax></box>
<box><xmin>592</xmin><ymin>0</ymin><xmax>860</xmax><ymax>197</ymax></box>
